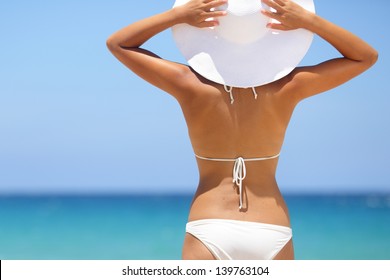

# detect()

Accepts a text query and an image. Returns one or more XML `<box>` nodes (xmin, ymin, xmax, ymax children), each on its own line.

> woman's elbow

<box><xmin>356</xmin><ymin>49</ymin><xmax>379</xmax><ymax>72</ymax></box>
<box><xmin>365</xmin><ymin>48</ymin><xmax>379</xmax><ymax>68</ymax></box>
<box><xmin>106</xmin><ymin>35</ymin><xmax>120</xmax><ymax>52</ymax></box>
<box><xmin>369</xmin><ymin>49</ymin><xmax>379</xmax><ymax>66</ymax></box>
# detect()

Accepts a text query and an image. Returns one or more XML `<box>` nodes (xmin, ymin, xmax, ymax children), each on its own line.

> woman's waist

<box><xmin>188</xmin><ymin>183</ymin><xmax>291</xmax><ymax>227</ymax></box>
<box><xmin>198</xmin><ymin>168</ymin><xmax>277</xmax><ymax>187</ymax></box>
<box><xmin>195</xmin><ymin>177</ymin><xmax>281</xmax><ymax>201</ymax></box>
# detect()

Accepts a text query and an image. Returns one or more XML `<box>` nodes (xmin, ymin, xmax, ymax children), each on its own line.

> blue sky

<box><xmin>0</xmin><ymin>0</ymin><xmax>389</xmax><ymax>195</ymax></box>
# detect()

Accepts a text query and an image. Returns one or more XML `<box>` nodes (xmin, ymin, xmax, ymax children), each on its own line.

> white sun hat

<box><xmin>172</xmin><ymin>0</ymin><xmax>315</xmax><ymax>88</ymax></box>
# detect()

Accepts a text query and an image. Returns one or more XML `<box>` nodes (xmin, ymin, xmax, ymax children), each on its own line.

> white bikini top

<box><xmin>195</xmin><ymin>153</ymin><xmax>281</xmax><ymax>210</ymax></box>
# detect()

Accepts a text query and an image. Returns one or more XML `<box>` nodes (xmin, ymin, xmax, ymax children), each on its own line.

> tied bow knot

<box><xmin>232</xmin><ymin>157</ymin><xmax>247</xmax><ymax>210</ymax></box>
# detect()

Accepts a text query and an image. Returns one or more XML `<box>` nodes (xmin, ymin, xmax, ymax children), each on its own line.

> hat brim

<box><xmin>172</xmin><ymin>0</ymin><xmax>315</xmax><ymax>88</ymax></box>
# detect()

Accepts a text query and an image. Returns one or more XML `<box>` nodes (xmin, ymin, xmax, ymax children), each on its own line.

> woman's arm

<box><xmin>106</xmin><ymin>0</ymin><xmax>227</xmax><ymax>102</ymax></box>
<box><xmin>262</xmin><ymin>0</ymin><xmax>378</xmax><ymax>101</ymax></box>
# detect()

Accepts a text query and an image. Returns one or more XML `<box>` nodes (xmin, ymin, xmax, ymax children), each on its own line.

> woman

<box><xmin>106</xmin><ymin>0</ymin><xmax>377</xmax><ymax>260</ymax></box>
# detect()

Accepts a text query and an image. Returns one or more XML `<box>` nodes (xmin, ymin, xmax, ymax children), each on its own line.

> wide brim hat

<box><xmin>172</xmin><ymin>0</ymin><xmax>315</xmax><ymax>88</ymax></box>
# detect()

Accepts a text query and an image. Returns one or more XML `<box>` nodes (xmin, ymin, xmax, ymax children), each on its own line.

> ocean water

<box><xmin>0</xmin><ymin>193</ymin><xmax>389</xmax><ymax>260</ymax></box>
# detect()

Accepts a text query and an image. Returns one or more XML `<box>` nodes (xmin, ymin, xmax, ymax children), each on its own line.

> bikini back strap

<box><xmin>195</xmin><ymin>153</ymin><xmax>280</xmax><ymax>209</ymax></box>
<box><xmin>195</xmin><ymin>153</ymin><xmax>280</xmax><ymax>162</ymax></box>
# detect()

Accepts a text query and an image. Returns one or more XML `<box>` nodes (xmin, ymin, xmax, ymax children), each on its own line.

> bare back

<box><xmin>179</xmin><ymin>72</ymin><xmax>299</xmax><ymax>227</ymax></box>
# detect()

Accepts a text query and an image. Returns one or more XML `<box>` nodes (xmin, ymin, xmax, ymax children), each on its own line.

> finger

<box><xmin>205</xmin><ymin>0</ymin><xmax>228</xmax><ymax>11</ymax></box>
<box><xmin>203</xmin><ymin>10</ymin><xmax>227</xmax><ymax>19</ymax></box>
<box><xmin>262</xmin><ymin>0</ymin><xmax>282</xmax><ymax>12</ymax></box>
<box><xmin>273</xmin><ymin>0</ymin><xmax>287</xmax><ymax>6</ymax></box>
<box><xmin>261</xmin><ymin>9</ymin><xmax>283</xmax><ymax>21</ymax></box>
<box><xmin>198</xmin><ymin>11</ymin><xmax>225</xmax><ymax>25</ymax></box>
<box><xmin>198</xmin><ymin>19</ymin><xmax>219</xmax><ymax>28</ymax></box>
<box><xmin>266</xmin><ymin>22</ymin><xmax>291</xmax><ymax>31</ymax></box>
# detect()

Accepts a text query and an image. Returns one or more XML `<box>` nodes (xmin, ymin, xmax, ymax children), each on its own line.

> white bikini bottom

<box><xmin>186</xmin><ymin>219</ymin><xmax>292</xmax><ymax>260</ymax></box>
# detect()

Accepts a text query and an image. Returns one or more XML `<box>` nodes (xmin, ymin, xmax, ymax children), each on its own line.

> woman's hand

<box><xmin>174</xmin><ymin>0</ymin><xmax>228</xmax><ymax>28</ymax></box>
<box><xmin>259</xmin><ymin>0</ymin><xmax>377</xmax><ymax>102</ymax></box>
<box><xmin>261</xmin><ymin>0</ymin><xmax>314</xmax><ymax>31</ymax></box>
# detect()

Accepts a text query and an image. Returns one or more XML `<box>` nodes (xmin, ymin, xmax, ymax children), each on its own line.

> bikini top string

<box><xmin>195</xmin><ymin>153</ymin><xmax>281</xmax><ymax>210</ymax></box>
<box><xmin>223</xmin><ymin>85</ymin><xmax>258</xmax><ymax>104</ymax></box>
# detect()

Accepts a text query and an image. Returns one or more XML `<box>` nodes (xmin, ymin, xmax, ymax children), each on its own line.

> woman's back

<box><xmin>182</xmin><ymin>80</ymin><xmax>296</xmax><ymax>159</ymax></box>
<box><xmin>180</xmin><ymin>78</ymin><xmax>297</xmax><ymax>226</ymax></box>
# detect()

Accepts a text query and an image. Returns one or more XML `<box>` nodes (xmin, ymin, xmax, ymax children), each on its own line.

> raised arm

<box><xmin>261</xmin><ymin>0</ymin><xmax>378</xmax><ymax>101</ymax></box>
<box><xmin>106</xmin><ymin>0</ymin><xmax>227</xmax><ymax>102</ymax></box>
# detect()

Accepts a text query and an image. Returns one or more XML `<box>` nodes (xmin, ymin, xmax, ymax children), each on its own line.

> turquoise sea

<box><xmin>0</xmin><ymin>193</ymin><xmax>389</xmax><ymax>260</ymax></box>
